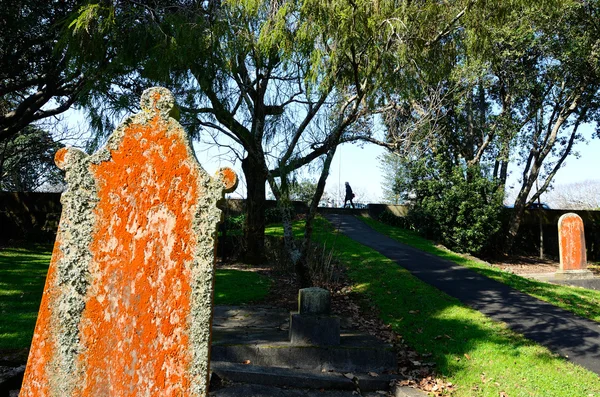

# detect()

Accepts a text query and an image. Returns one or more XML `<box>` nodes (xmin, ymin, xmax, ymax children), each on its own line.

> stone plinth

<box><xmin>290</xmin><ymin>288</ymin><xmax>340</xmax><ymax>346</ymax></box>
<box><xmin>20</xmin><ymin>87</ymin><xmax>237</xmax><ymax>397</ymax></box>
<box><xmin>557</xmin><ymin>213</ymin><xmax>593</xmax><ymax>279</ymax></box>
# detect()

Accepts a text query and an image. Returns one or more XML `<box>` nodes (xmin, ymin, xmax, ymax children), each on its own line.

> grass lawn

<box><xmin>266</xmin><ymin>217</ymin><xmax>600</xmax><ymax>397</ymax></box>
<box><xmin>361</xmin><ymin>216</ymin><xmax>600</xmax><ymax>324</ymax></box>
<box><xmin>214</xmin><ymin>268</ymin><xmax>271</xmax><ymax>305</ymax></box>
<box><xmin>0</xmin><ymin>245</ymin><xmax>270</xmax><ymax>351</ymax></box>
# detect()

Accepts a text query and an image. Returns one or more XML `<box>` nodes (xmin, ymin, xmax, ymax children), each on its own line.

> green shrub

<box><xmin>408</xmin><ymin>162</ymin><xmax>504</xmax><ymax>255</ymax></box>
<box><xmin>377</xmin><ymin>209</ymin><xmax>409</xmax><ymax>228</ymax></box>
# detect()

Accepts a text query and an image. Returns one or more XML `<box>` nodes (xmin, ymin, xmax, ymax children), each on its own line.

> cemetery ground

<box><xmin>361</xmin><ymin>217</ymin><xmax>600</xmax><ymax>323</ymax></box>
<box><xmin>2</xmin><ymin>217</ymin><xmax>600</xmax><ymax>395</ymax></box>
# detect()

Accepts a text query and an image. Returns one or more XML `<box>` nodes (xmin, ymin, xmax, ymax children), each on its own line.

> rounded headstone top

<box><xmin>140</xmin><ymin>87</ymin><xmax>175</xmax><ymax>118</ymax></box>
<box><xmin>54</xmin><ymin>147</ymin><xmax>86</xmax><ymax>171</ymax></box>
<box><xmin>558</xmin><ymin>212</ymin><xmax>584</xmax><ymax>226</ymax></box>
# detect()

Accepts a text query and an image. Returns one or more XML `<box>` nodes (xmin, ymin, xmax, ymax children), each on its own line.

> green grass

<box><xmin>0</xmin><ymin>245</ymin><xmax>270</xmax><ymax>350</ymax></box>
<box><xmin>267</xmin><ymin>218</ymin><xmax>600</xmax><ymax>397</ymax></box>
<box><xmin>361</xmin><ymin>216</ymin><xmax>600</xmax><ymax>323</ymax></box>
<box><xmin>0</xmin><ymin>245</ymin><xmax>52</xmax><ymax>350</ymax></box>
<box><xmin>214</xmin><ymin>268</ymin><xmax>271</xmax><ymax>305</ymax></box>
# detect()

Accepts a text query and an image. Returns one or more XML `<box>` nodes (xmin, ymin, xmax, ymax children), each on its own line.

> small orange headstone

<box><xmin>21</xmin><ymin>87</ymin><xmax>237</xmax><ymax>397</ymax></box>
<box><xmin>558</xmin><ymin>213</ymin><xmax>587</xmax><ymax>272</ymax></box>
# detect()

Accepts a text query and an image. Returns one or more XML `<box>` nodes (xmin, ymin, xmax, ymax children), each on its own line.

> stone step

<box><xmin>209</xmin><ymin>383</ymin><xmax>414</xmax><ymax>397</ymax></box>
<box><xmin>211</xmin><ymin>328</ymin><xmax>397</xmax><ymax>373</ymax></box>
<box><xmin>210</xmin><ymin>361</ymin><xmax>396</xmax><ymax>392</ymax></box>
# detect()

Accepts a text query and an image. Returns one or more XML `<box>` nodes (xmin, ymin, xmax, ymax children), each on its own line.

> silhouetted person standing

<box><xmin>344</xmin><ymin>182</ymin><xmax>355</xmax><ymax>208</ymax></box>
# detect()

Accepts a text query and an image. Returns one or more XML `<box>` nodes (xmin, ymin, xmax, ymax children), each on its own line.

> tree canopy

<box><xmin>371</xmin><ymin>0</ymin><xmax>600</xmax><ymax>253</ymax></box>
<box><xmin>65</xmin><ymin>0</ymin><xmax>479</xmax><ymax>266</ymax></box>
<box><xmin>0</xmin><ymin>0</ymin><xmax>100</xmax><ymax>142</ymax></box>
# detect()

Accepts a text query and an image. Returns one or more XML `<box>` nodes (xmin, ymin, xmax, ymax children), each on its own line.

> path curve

<box><xmin>325</xmin><ymin>214</ymin><xmax>600</xmax><ymax>375</ymax></box>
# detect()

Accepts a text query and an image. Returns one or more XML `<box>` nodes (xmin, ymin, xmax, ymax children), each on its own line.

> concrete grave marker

<box><xmin>21</xmin><ymin>87</ymin><xmax>237</xmax><ymax>397</ymax></box>
<box><xmin>557</xmin><ymin>213</ymin><xmax>593</xmax><ymax>279</ymax></box>
<box><xmin>290</xmin><ymin>288</ymin><xmax>340</xmax><ymax>346</ymax></box>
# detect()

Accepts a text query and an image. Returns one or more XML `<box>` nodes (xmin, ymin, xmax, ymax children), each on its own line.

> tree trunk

<box><xmin>277</xmin><ymin>197</ymin><xmax>311</xmax><ymax>287</ymax></box>
<box><xmin>241</xmin><ymin>154</ymin><xmax>267</xmax><ymax>264</ymax></box>
<box><xmin>506</xmin><ymin>193</ymin><xmax>527</xmax><ymax>253</ymax></box>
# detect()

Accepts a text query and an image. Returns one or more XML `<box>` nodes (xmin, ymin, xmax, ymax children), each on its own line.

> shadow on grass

<box><xmin>214</xmin><ymin>269</ymin><xmax>271</xmax><ymax>305</ymax></box>
<box><xmin>0</xmin><ymin>245</ymin><xmax>51</xmax><ymax>351</ymax></box>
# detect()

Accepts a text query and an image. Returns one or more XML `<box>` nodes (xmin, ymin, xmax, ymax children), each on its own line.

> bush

<box><xmin>223</xmin><ymin>213</ymin><xmax>245</xmax><ymax>232</ymax></box>
<box><xmin>408</xmin><ymin>163</ymin><xmax>504</xmax><ymax>255</ymax></box>
<box><xmin>264</xmin><ymin>234</ymin><xmax>341</xmax><ymax>287</ymax></box>
<box><xmin>378</xmin><ymin>209</ymin><xmax>409</xmax><ymax>228</ymax></box>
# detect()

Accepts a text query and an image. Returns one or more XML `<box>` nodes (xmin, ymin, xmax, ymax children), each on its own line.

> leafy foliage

<box><xmin>0</xmin><ymin>1</ymin><xmax>98</xmax><ymax>141</ymax></box>
<box><xmin>377</xmin><ymin>0</ymin><xmax>600</xmax><ymax>253</ymax></box>
<box><xmin>0</xmin><ymin>126</ymin><xmax>65</xmax><ymax>192</ymax></box>
<box><xmin>378</xmin><ymin>151</ymin><xmax>411</xmax><ymax>205</ymax></box>
<box><xmin>405</xmin><ymin>157</ymin><xmax>504</xmax><ymax>255</ymax></box>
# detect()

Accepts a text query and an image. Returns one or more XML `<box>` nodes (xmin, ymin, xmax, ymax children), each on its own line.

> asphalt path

<box><xmin>325</xmin><ymin>213</ymin><xmax>600</xmax><ymax>375</ymax></box>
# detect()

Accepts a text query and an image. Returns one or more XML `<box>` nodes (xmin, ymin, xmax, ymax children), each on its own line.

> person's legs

<box><xmin>350</xmin><ymin>199</ymin><xmax>355</xmax><ymax>209</ymax></box>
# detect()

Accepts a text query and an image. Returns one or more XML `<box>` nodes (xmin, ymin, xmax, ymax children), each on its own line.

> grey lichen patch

<box><xmin>51</xmin><ymin>147</ymin><xmax>97</xmax><ymax>396</ymax></box>
<box><xmin>140</xmin><ymin>86</ymin><xmax>175</xmax><ymax>119</ymax></box>
<box><xmin>188</xmin><ymin>172</ymin><xmax>228</xmax><ymax>395</ymax></box>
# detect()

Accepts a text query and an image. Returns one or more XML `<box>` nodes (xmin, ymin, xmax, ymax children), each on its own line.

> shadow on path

<box><xmin>325</xmin><ymin>214</ymin><xmax>600</xmax><ymax>375</ymax></box>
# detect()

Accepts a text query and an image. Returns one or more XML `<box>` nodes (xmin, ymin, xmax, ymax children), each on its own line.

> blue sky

<box><xmin>61</xmin><ymin>107</ymin><xmax>600</xmax><ymax>205</ymax></box>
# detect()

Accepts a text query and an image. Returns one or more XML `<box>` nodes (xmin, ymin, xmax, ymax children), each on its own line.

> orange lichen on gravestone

<box><xmin>75</xmin><ymin>115</ymin><xmax>198</xmax><ymax>396</ymax></box>
<box><xmin>216</xmin><ymin>167</ymin><xmax>238</xmax><ymax>192</ymax></box>
<box><xmin>21</xmin><ymin>87</ymin><xmax>236</xmax><ymax>397</ymax></box>
<box><xmin>20</xmin><ymin>242</ymin><xmax>62</xmax><ymax>396</ymax></box>
<box><xmin>558</xmin><ymin>213</ymin><xmax>587</xmax><ymax>271</ymax></box>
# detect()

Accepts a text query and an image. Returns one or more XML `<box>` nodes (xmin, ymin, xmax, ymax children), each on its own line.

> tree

<box><xmin>66</xmin><ymin>0</ymin><xmax>477</xmax><ymax>271</ymax></box>
<box><xmin>378</xmin><ymin>151</ymin><xmax>410</xmax><ymax>204</ymax></box>
<box><xmin>286</xmin><ymin>179</ymin><xmax>323</xmax><ymax>204</ymax></box>
<box><xmin>0</xmin><ymin>1</ymin><xmax>99</xmax><ymax>142</ymax></box>
<box><xmin>366</xmin><ymin>0</ymin><xmax>600</xmax><ymax>253</ymax></box>
<box><xmin>0</xmin><ymin>125</ymin><xmax>65</xmax><ymax>192</ymax></box>
<box><xmin>500</xmin><ymin>1</ymin><xmax>600</xmax><ymax>250</ymax></box>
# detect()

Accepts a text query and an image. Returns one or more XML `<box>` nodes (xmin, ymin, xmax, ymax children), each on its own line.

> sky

<box><xmin>60</xmin><ymin>108</ymin><xmax>600</xmax><ymax>206</ymax></box>
<box><xmin>195</xmin><ymin>125</ymin><xmax>600</xmax><ymax>206</ymax></box>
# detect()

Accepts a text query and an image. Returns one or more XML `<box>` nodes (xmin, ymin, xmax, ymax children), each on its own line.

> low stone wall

<box><xmin>3</xmin><ymin>194</ymin><xmax>597</xmax><ymax>261</ymax></box>
<box><xmin>0</xmin><ymin>194</ymin><xmax>309</xmax><ymax>243</ymax></box>
<box><xmin>222</xmin><ymin>198</ymin><xmax>308</xmax><ymax>216</ymax></box>
<box><xmin>511</xmin><ymin>209</ymin><xmax>600</xmax><ymax>261</ymax></box>
<box><xmin>366</xmin><ymin>204</ymin><xmax>409</xmax><ymax>219</ymax></box>
<box><xmin>0</xmin><ymin>192</ymin><xmax>61</xmax><ymax>242</ymax></box>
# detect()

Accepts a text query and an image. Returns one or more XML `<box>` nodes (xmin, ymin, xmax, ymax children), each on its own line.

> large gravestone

<box><xmin>21</xmin><ymin>87</ymin><xmax>237</xmax><ymax>397</ymax></box>
<box><xmin>556</xmin><ymin>213</ymin><xmax>593</xmax><ymax>279</ymax></box>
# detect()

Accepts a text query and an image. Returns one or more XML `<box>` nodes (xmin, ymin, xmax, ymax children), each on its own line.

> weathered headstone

<box><xmin>290</xmin><ymin>288</ymin><xmax>340</xmax><ymax>346</ymax></box>
<box><xmin>557</xmin><ymin>213</ymin><xmax>593</xmax><ymax>279</ymax></box>
<box><xmin>21</xmin><ymin>87</ymin><xmax>237</xmax><ymax>397</ymax></box>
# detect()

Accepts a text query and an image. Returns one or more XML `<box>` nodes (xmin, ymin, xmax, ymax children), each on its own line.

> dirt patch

<box><xmin>488</xmin><ymin>255</ymin><xmax>560</xmax><ymax>274</ymax></box>
<box><xmin>485</xmin><ymin>254</ymin><xmax>600</xmax><ymax>276</ymax></box>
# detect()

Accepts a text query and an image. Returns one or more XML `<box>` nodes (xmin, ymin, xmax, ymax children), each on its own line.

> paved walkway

<box><xmin>325</xmin><ymin>214</ymin><xmax>600</xmax><ymax>375</ymax></box>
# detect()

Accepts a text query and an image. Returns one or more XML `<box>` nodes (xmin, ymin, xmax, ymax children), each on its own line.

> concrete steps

<box><xmin>209</xmin><ymin>306</ymin><xmax>399</xmax><ymax>394</ymax></box>
<box><xmin>211</xmin><ymin>328</ymin><xmax>396</xmax><ymax>373</ymax></box>
<box><xmin>211</xmin><ymin>361</ymin><xmax>395</xmax><ymax>392</ymax></box>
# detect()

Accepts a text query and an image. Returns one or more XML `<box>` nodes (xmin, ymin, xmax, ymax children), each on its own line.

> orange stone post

<box><xmin>557</xmin><ymin>213</ymin><xmax>593</xmax><ymax>279</ymax></box>
<box><xmin>21</xmin><ymin>87</ymin><xmax>237</xmax><ymax>397</ymax></box>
